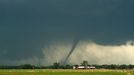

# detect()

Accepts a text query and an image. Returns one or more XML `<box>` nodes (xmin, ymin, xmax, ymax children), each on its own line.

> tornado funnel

<box><xmin>63</xmin><ymin>39</ymin><xmax>79</xmax><ymax>65</ymax></box>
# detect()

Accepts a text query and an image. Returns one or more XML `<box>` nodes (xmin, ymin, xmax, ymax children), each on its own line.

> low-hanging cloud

<box><xmin>41</xmin><ymin>40</ymin><xmax>134</xmax><ymax>65</ymax></box>
<box><xmin>2</xmin><ymin>40</ymin><xmax>134</xmax><ymax>66</ymax></box>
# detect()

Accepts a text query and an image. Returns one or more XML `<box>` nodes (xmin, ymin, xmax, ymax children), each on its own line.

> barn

<box><xmin>73</xmin><ymin>65</ymin><xmax>96</xmax><ymax>69</ymax></box>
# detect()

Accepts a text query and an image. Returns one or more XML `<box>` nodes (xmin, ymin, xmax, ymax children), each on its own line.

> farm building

<box><xmin>73</xmin><ymin>65</ymin><xmax>96</xmax><ymax>69</ymax></box>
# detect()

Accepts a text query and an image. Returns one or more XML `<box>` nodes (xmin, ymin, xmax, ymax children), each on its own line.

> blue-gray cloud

<box><xmin>0</xmin><ymin>0</ymin><xmax>134</xmax><ymax>65</ymax></box>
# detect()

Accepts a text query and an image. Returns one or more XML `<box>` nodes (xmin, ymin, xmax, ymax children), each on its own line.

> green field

<box><xmin>0</xmin><ymin>69</ymin><xmax>133</xmax><ymax>75</ymax></box>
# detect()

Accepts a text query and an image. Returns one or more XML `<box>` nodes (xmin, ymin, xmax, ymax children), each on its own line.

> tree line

<box><xmin>0</xmin><ymin>61</ymin><xmax>134</xmax><ymax>69</ymax></box>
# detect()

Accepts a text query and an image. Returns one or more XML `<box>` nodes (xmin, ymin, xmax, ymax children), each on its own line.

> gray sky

<box><xmin>0</xmin><ymin>0</ymin><xmax>134</xmax><ymax>65</ymax></box>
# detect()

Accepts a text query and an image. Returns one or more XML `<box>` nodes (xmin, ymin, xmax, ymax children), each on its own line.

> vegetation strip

<box><xmin>0</xmin><ymin>69</ymin><xmax>132</xmax><ymax>75</ymax></box>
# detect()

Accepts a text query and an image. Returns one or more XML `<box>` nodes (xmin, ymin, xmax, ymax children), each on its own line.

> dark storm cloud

<box><xmin>0</xmin><ymin>0</ymin><xmax>134</xmax><ymax>65</ymax></box>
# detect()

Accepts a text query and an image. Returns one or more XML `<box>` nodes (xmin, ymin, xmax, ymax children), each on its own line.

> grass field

<box><xmin>0</xmin><ymin>69</ymin><xmax>133</xmax><ymax>75</ymax></box>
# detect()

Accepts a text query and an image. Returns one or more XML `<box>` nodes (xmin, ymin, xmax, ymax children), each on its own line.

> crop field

<box><xmin>0</xmin><ymin>69</ymin><xmax>134</xmax><ymax>75</ymax></box>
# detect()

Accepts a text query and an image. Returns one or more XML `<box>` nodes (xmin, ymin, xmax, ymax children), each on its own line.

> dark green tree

<box><xmin>109</xmin><ymin>64</ymin><xmax>117</xmax><ymax>69</ymax></box>
<box><xmin>52</xmin><ymin>62</ymin><xmax>60</xmax><ymax>69</ymax></box>
<box><xmin>19</xmin><ymin>64</ymin><xmax>35</xmax><ymax>69</ymax></box>
<box><xmin>81</xmin><ymin>60</ymin><xmax>88</xmax><ymax>68</ymax></box>
<box><xmin>119</xmin><ymin>64</ymin><xmax>127</xmax><ymax>69</ymax></box>
<box><xmin>128</xmin><ymin>64</ymin><xmax>134</xmax><ymax>69</ymax></box>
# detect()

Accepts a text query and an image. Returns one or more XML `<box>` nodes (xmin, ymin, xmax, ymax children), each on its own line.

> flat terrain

<box><xmin>0</xmin><ymin>69</ymin><xmax>133</xmax><ymax>75</ymax></box>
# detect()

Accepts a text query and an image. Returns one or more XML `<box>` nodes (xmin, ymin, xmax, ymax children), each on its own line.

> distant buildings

<box><xmin>73</xmin><ymin>65</ymin><xmax>96</xmax><ymax>69</ymax></box>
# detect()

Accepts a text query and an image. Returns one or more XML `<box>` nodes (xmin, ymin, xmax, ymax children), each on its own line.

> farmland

<box><xmin>0</xmin><ymin>69</ymin><xmax>134</xmax><ymax>75</ymax></box>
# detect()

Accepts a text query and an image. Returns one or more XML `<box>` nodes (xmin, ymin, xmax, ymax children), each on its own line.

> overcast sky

<box><xmin>0</xmin><ymin>0</ymin><xmax>134</xmax><ymax>65</ymax></box>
